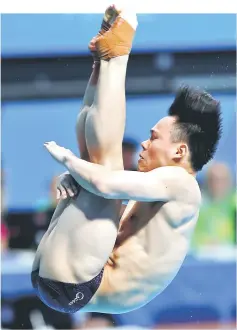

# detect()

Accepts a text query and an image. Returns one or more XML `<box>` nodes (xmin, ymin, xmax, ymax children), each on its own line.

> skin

<box><xmin>140</xmin><ymin>116</ymin><xmax>185</xmax><ymax>171</ymax></box>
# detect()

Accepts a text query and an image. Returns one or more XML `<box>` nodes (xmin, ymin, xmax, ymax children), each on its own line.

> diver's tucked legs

<box><xmin>85</xmin><ymin>56</ymin><xmax>128</xmax><ymax>169</ymax></box>
<box><xmin>76</xmin><ymin>62</ymin><xmax>101</xmax><ymax>161</ymax></box>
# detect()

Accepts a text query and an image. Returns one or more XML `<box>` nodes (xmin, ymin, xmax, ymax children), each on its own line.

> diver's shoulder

<box><xmin>167</xmin><ymin>166</ymin><xmax>202</xmax><ymax>206</ymax></box>
<box><xmin>183</xmin><ymin>171</ymin><xmax>202</xmax><ymax>207</ymax></box>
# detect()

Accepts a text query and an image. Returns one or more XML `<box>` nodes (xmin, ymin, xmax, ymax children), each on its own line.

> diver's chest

<box><xmin>119</xmin><ymin>202</ymin><xmax>147</xmax><ymax>231</ymax></box>
<box><xmin>116</xmin><ymin>201</ymin><xmax>164</xmax><ymax>246</ymax></box>
<box><xmin>120</xmin><ymin>200</ymin><xmax>164</xmax><ymax>226</ymax></box>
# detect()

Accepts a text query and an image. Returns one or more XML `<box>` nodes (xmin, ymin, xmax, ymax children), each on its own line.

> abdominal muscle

<box><xmin>38</xmin><ymin>188</ymin><xmax>121</xmax><ymax>283</ymax></box>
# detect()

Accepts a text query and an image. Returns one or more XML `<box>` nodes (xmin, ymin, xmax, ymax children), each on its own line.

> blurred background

<box><xmin>1</xmin><ymin>13</ymin><xmax>236</xmax><ymax>330</ymax></box>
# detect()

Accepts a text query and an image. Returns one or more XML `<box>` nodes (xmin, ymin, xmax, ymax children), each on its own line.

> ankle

<box><xmin>109</xmin><ymin>55</ymin><xmax>129</xmax><ymax>66</ymax></box>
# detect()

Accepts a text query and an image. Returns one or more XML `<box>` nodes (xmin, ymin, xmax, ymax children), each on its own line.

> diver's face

<box><xmin>138</xmin><ymin>116</ymin><xmax>177</xmax><ymax>172</ymax></box>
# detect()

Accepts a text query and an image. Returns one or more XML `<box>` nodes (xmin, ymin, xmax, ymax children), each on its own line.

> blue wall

<box><xmin>2</xmin><ymin>94</ymin><xmax>236</xmax><ymax>210</ymax></box>
<box><xmin>1</xmin><ymin>14</ymin><xmax>236</xmax><ymax>57</ymax></box>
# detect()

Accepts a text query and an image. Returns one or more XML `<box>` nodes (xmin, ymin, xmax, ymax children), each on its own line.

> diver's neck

<box><xmin>172</xmin><ymin>162</ymin><xmax>196</xmax><ymax>177</ymax></box>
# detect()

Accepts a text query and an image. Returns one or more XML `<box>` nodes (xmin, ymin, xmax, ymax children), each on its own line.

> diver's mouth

<box><xmin>139</xmin><ymin>154</ymin><xmax>144</xmax><ymax>159</ymax></box>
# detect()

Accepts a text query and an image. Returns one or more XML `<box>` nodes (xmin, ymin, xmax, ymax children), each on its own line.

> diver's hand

<box><xmin>44</xmin><ymin>141</ymin><xmax>73</xmax><ymax>164</ymax></box>
<box><xmin>56</xmin><ymin>172</ymin><xmax>80</xmax><ymax>200</ymax></box>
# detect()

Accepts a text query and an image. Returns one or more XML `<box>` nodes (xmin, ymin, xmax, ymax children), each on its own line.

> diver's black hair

<box><xmin>168</xmin><ymin>85</ymin><xmax>222</xmax><ymax>171</ymax></box>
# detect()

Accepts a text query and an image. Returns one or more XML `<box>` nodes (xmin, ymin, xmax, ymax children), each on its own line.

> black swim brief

<box><xmin>31</xmin><ymin>268</ymin><xmax>104</xmax><ymax>313</ymax></box>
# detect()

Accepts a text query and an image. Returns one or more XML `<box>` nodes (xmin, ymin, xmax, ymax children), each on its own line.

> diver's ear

<box><xmin>173</xmin><ymin>144</ymin><xmax>188</xmax><ymax>161</ymax></box>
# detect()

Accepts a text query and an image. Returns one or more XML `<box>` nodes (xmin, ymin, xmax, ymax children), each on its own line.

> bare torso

<box><xmin>87</xmin><ymin>178</ymin><xmax>201</xmax><ymax>313</ymax></box>
<box><xmin>35</xmin><ymin>173</ymin><xmax>200</xmax><ymax>314</ymax></box>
